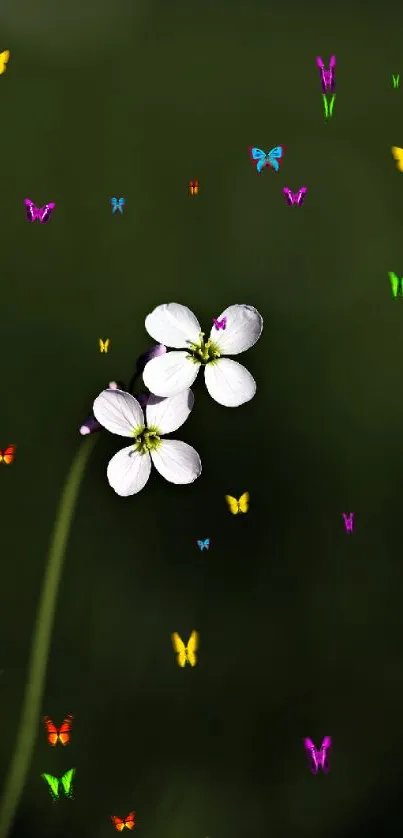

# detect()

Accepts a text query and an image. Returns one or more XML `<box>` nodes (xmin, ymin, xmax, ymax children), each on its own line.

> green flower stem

<box><xmin>0</xmin><ymin>436</ymin><xmax>97</xmax><ymax>838</ymax></box>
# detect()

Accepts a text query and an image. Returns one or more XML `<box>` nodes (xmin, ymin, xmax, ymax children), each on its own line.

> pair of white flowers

<box><xmin>93</xmin><ymin>303</ymin><xmax>263</xmax><ymax>496</ymax></box>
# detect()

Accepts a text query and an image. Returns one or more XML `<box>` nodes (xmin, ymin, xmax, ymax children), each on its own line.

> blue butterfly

<box><xmin>249</xmin><ymin>146</ymin><xmax>284</xmax><ymax>174</ymax></box>
<box><xmin>110</xmin><ymin>197</ymin><xmax>125</xmax><ymax>214</ymax></box>
<box><xmin>197</xmin><ymin>539</ymin><xmax>210</xmax><ymax>551</ymax></box>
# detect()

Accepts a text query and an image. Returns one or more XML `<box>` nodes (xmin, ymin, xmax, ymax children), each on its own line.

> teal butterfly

<box><xmin>249</xmin><ymin>146</ymin><xmax>284</xmax><ymax>173</ymax></box>
<box><xmin>41</xmin><ymin>767</ymin><xmax>75</xmax><ymax>800</ymax></box>
<box><xmin>111</xmin><ymin>197</ymin><xmax>125</xmax><ymax>214</ymax></box>
<box><xmin>389</xmin><ymin>271</ymin><xmax>403</xmax><ymax>298</ymax></box>
<box><xmin>197</xmin><ymin>538</ymin><xmax>210</xmax><ymax>551</ymax></box>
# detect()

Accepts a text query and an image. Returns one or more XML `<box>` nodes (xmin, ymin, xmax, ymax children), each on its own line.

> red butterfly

<box><xmin>0</xmin><ymin>445</ymin><xmax>16</xmax><ymax>465</ymax></box>
<box><xmin>43</xmin><ymin>713</ymin><xmax>74</xmax><ymax>746</ymax></box>
<box><xmin>111</xmin><ymin>812</ymin><xmax>136</xmax><ymax>831</ymax></box>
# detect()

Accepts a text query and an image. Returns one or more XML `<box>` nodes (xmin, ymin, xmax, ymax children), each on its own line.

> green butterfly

<box><xmin>322</xmin><ymin>93</ymin><xmax>336</xmax><ymax>119</ymax></box>
<box><xmin>388</xmin><ymin>271</ymin><xmax>403</xmax><ymax>298</ymax></box>
<box><xmin>392</xmin><ymin>74</ymin><xmax>400</xmax><ymax>89</ymax></box>
<box><xmin>41</xmin><ymin>767</ymin><xmax>75</xmax><ymax>800</ymax></box>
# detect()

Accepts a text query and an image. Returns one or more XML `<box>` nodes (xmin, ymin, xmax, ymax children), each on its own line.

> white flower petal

<box><xmin>106</xmin><ymin>446</ymin><xmax>151</xmax><ymax>496</ymax></box>
<box><xmin>204</xmin><ymin>358</ymin><xmax>256</xmax><ymax>407</ymax></box>
<box><xmin>146</xmin><ymin>389</ymin><xmax>195</xmax><ymax>434</ymax></box>
<box><xmin>93</xmin><ymin>389</ymin><xmax>144</xmax><ymax>437</ymax></box>
<box><xmin>209</xmin><ymin>304</ymin><xmax>263</xmax><ymax>355</ymax></box>
<box><xmin>143</xmin><ymin>351</ymin><xmax>200</xmax><ymax>397</ymax></box>
<box><xmin>151</xmin><ymin>439</ymin><xmax>202</xmax><ymax>484</ymax></box>
<box><xmin>145</xmin><ymin>303</ymin><xmax>201</xmax><ymax>348</ymax></box>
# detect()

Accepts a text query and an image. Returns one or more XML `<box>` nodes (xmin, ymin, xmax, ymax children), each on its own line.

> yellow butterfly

<box><xmin>0</xmin><ymin>50</ymin><xmax>10</xmax><ymax>75</ymax></box>
<box><xmin>225</xmin><ymin>491</ymin><xmax>249</xmax><ymax>515</ymax></box>
<box><xmin>392</xmin><ymin>146</ymin><xmax>403</xmax><ymax>172</ymax></box>
<box><xmin>171</xmin><ymin>630</ymin><xmax>199</xmax><ymax>667</ymax></box>
<box><xmin>99</xmin><ymin>338</ymin><xmax>110</xmax><ymax>353</ymax></box>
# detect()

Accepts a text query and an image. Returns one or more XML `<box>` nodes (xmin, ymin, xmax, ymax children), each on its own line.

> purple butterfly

<box><xmin>24</xmin><ymin>198</ymin><xmax>55</xmax><ymax>224</ymax></box>
<box><xmin>212</xmin><ymin>317</ymin><xmax>227</xmax><ymax>330</ymax></box>
<box><xmin>304</xmin><ymin>736</ymin><xmax>332</xmax><ymax>774</ymax></box>
<box><xmin>283</xmin><ymin>187</ymin><xmax>307</xmax><ymax>206</ymax></box>
<box><xmin>342</xmin><ymin>512</ymin><xmax>354</xmax><ymax>533</ymax></box>
<box><xmin>316</xmin><ymin>55</ymin><xmax>336</xmax><ymax>93</ymax></box>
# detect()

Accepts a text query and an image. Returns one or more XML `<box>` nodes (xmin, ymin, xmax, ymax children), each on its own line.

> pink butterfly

<box><xmin>24</xmin><ymin>198</ymin><xmax>56</xmax><ymax>223</ymax></box>
<box><xmin>304</xmin><ymin>736</ymin><xmax>332</xmax><ymax>774</ymax></box>
<box><xmin>283</xmin><ymin>187</ymin><xmax>307</xmax><ymax>206</ymax></box>
<box><xmin>212</xmin><ymin>317</ymin><xmax>227</xmax><ymax>330</ymax></box>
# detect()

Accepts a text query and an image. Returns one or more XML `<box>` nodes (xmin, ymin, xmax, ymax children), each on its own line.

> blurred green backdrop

<box><xmin>1</xmin><ymin>0</ymin><xmax>403</xmax><ymax>836</ymax></box>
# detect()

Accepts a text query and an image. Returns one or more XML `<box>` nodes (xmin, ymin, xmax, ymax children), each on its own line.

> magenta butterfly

<box><xmin>24</xmin><ymin>199</ymin><xmax>56</xmax><ymax>223</ymax></box>
<box><xmin>283</xmin><ymin>187</ymin><xmax>307</xmax><ymax>206</ymax></box>
<box><xmin>212</xmin><ymin>317</ymin><xmax>227</xmax><ymax>330</ymax></box>
<box><xmin>304</xmin><ymin>736</ymin><xmax>332</xmax><ymax>774</ymax></box>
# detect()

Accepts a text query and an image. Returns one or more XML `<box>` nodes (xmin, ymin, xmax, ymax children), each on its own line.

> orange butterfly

<box><xmin>0</xmin><ymin>445</ymin><xmax>16</xmax><ymax>465</ymax></box>
<box><xmin>43</xmin><ymin>713</ymin><xmax>74</xmax><ymax>746</ymax></box>
<box><xmin>111</xmin><ymin>812</ymin><xmax>136</xmax><ymax>832</ymax></box>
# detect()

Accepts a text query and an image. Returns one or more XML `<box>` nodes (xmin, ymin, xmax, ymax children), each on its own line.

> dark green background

<box><xmin>1</xmin><ymin>0</ymin><xmax>403</xmax><ymax>835</ymax></box>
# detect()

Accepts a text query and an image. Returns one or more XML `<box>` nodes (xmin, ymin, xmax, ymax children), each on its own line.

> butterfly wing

<box><xmin>58</xmin><ymin>713</ymin><xmax>73</xmax><ymax>745</ymax></box>
<box><xmin>60</xmin><ymin>767</ymin><xmax>75</xmax><ymax>797</ymax></box>
<box><xmin>43</xmin><ymin>716</ymin><xmax>59</xmax><ymax>746</ymax></box>
<box><xmin>38</xmin><ymin>203</ymin><xmax>55</xmax><ymax>223</ymax></box>
<box><xmin>267</xmin><ymin>146</ymin><xmax>284</xmax><ymax>172</ymax></box>
<box><xmin>104</xmin><ymin>339</ymin><xmax>110</xmax><ymax>352</ymax></box>
<box><xmin>296</xmin><ymin>187</ymin><xmax>307</xmax><ymax>205</ymax></box>
<box><xmin>24</xmin><ymin>198</ymin><xmax>37</xmax><ymax>222</ymax></box>
<box><xmin>185</xmin><ymin>630</ymin><xmax>199</xmax><ymax>667</ymax></box>
<box><xmin>319</xmin><ymin>736</ymin><xmax>332</xmax><ymax>772</ymax></box>
<box><xmin>99</xmin><ymin>339</ymin><xmax>106</xmax><ymax>352</ymax></box>
<box><xmin>249</xmin><ymin>147</ymin><xmax>268</xmax><ymax>173</ymax></box>
<box><xmin>119</xmin><ymin>198</ymin><xmax>126</xmax><ymax>210</ymax></box>
<box><xmin>204</xmin><ymin>539</ymin><xmax>210</xmax><ymax>549</ymax></box>
<box><xmin>197</xmin><ymin>540</ymin><xmax>204</xmax><ymax>550</ymax></box>
<box><xmin>225</xmin><ymin>494</ymin><xmax>240</xmax><ymax>515</ymax></box>
<box><xmin>171</xmin><ymin>632</ymin><xmax>187</xmax><ymax>667</ymax></box>
<box><xmin>124</xmin><ymin>812</ymin><xmax>136</xmax><ymax>830</ymax></box>
<box><xmin>389</xmin><ymin>271</ymin><xmax>400</xmax><ymax>297</ymax></box>
<box><xmin>0</xmin><ymin>444</ymin><xmax>16</xmax><ymax>465</ymax></box>
<box><xmin>41</xmin><ymin>773</ymin><xmax>60</xmax><ymax>799</ymax></box>
<box><xmin>304</xmin><ymin>738</ymin><xmax>319</xmax><ymax>774</ymax></box>
<box><xmin>238</xmin><ymin>492</ymin><xmax>250</xmax><ymax>513</ymax></box>
<box><xmin>0</xmin><ymin>50</ymin><xmax>10</xmax><ymax>75</ymax></box>
<box><xmin>392</xmin><ymin>146</ymin><xmax>403</xmax><ymax>172</ymax></box>
<box><xmin>111</xmin><ymin>817</ymin><xmax>126</xmax><ymax>832</ymax></box>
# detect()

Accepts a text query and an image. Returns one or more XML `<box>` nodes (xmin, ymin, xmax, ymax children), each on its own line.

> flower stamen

<box><xmin>187</xmin><ymin>332</ymin><xmax>221</xmax><ymax>366</ymax></box>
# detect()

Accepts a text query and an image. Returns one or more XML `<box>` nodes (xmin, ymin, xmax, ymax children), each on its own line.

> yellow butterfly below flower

<box><xmin>0</xmin><ymin>50</ymin><xmax>10</xmax><ymax>75</ymax></box>
<box><xmin>171</xmin><ymin>630</ymin><xmax>199</xmax><ymax>667</ymax></box>
<box><xmin>225</xmin><ymin>491</ymin><xmax>249</xmax><ymax>515</ymax></box>
<box><xmin>99</xmin><ymin>338</ymin><xmax>110</xmax><ymax>353</ymax></box>
<box><xmin>392</xmin><ymin>146</ymin><xmax>403</xmax><ymax>172</ymax></box>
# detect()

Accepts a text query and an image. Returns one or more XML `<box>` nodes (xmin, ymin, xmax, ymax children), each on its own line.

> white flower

<box><xmin>142</xmin><ymin>303</ymin><xmax>263</xmax><ymax>407</ymax></box>
<box><xmin>92</xmin><ymin>388</ymin><xmax>201</xmax><ymax>496</ymax></box>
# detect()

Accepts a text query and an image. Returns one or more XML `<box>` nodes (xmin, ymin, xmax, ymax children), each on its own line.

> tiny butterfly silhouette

<box><xmin>197</xmin><ymin>539</ymin><xmax>210</xmax><ymax>551</ymax></box>
<box><xmin>111</xmin><ymin>197</ymin><xmax>125</xmax><ymax>214</ymax></box>
<box><xmin>212</xmin><ymin>317</ymin><xmax>226</xmax><ymax>330</ymax></box>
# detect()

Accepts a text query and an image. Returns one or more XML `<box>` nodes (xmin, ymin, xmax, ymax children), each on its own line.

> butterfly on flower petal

<box><xmin>283</xmin><ymin>187</ymin><xmax>307</xmax><ymax>206</ymax></box>
<box><xmin>24</xmin><ymin>199</ymin><xmax>55</xmax><ymax>223</ymax></box>
<box><xmin>197</xmin><ymin>538</ymin><xmax>210</xmax><ymax>551</ymax></box>
<box><xmin>249</xmin><ymin>146</ymin><xmax>284</xmax><ymax>173</ymax></box>
<box><xmin>0</xmin><ymin>445</ymin><xmax>16</xmax><ymax>464</ymax></box>
<box><xmin>111</xmin><ymin>197</ymin><xmax>125</xmax><ymax>214</ymax></box>
<box><xmin>212</xmin><ymin>317</ymin><xmax>226</xmax><ymax>330</ymax></box>
<box><xmin>111</xmin><ymin>812</ymin><xmax>136</xmax><ymax>831</ymax></box>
